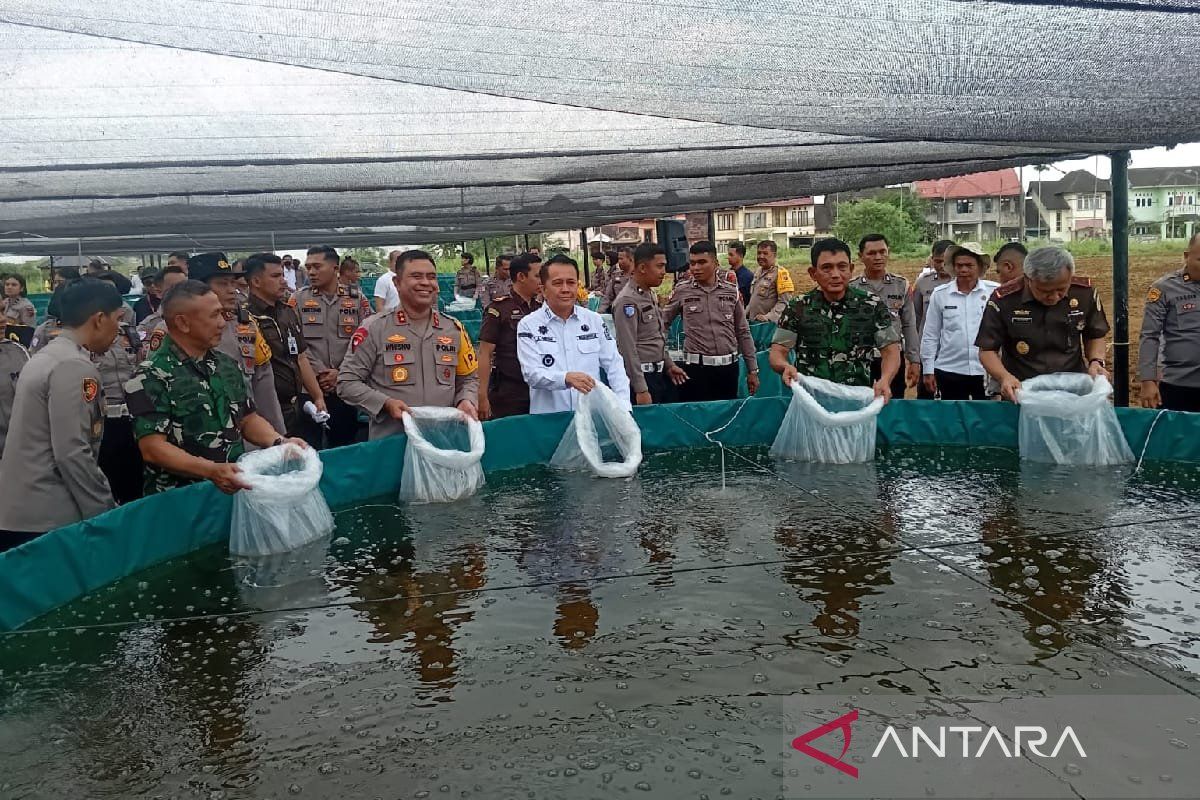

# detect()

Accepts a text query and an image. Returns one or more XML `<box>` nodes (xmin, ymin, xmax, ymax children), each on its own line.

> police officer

<box><xmin>478</xmin><ymin>255</ymin><xmax>514</xmax><ymax>307</ymax></box>
<box><xmin>125</xmin><ymin>281</ymin><xmax>305</xmax><ymax>495</ymax></box>
<box><xmin>455</xmin><ymin>252</ymin><xmax>480</xmax><ymax>300</ymax></box>
<box><xmin>745</xmin><ymin>240</ymin><xmax>795</xmax><ymax>323</ymax></box>
<box><xmin>478</xmin><ymin>252</ymin><xmax>542</xmax><ymax>419</ymax></box>
<box><xmin>0</xmin><ymin>280</ymin><xmax>121</xmax><ymax>548</ymax></box>
<box><xmin>663</xmin><ymin>241</ymin><xmax>759</xmax><ymax>401</ymax></box>
<box><xmin>849</xmin><ymin>233</ymin><xmax>919</xmax><ymax>399</ymax></box>
<box><xmin>91</xmin><ymin>270</ymin><xmax>145</xmax><ymax>504</ymax></box>
<box><xmin>612</xmin><ymin>243</ymin><xmax>687</xmax><ymax>405</ymax></box>
<box><xmin>246</xmin><ymin>253</ymin><xmax>326</xmax><ymax>441</ymax></box>
<box><xmin>588</xmin><ymin>255</ymin><xmax>609</xmax><ymax>294</ymax></box>
<box><xmin>769</xmin><ymin>238</ymin><xmax>902</xmax><ymax>397</ymax></box>
<box><xmin>598</xmin><ymin>246</ymin><xmax>634</xmax><ymax>314</ymax></box>
<box><xmin>146</xmin><ymin>253</ymin><xmax>289</xmax><ymax>437</ymax></box>
<box><xmin>910</xmin><ymin>240</ymin><xmax>956</xmax><ymax>398</ymax></box>
<box><xmin>0</xmin><ymin>330</ymin><xmax>29</xmax><ymax>457</ymax></box>
<box><xmin>136</xmin><ymin>266</ymin><xmax>186</xmax><ymax>348</ymax></box>
<box><xmin>2</xmin><ymin>274</ymin><xmax>37</xmax><ymax>328</ymax></box>
<box><xmin>1139</xmin><ymin>232</ymin><xmax>1200</xmax><ymax>411</ymax></box>
<box><xmin>291</xmin><ymin>245</ymin><xmax>373</xmax><ymax>447</ymax></box>
<box><xmin>338</xmin><ymin>249</ymin><xmax>479</xmax><ymax>439</ymax></box>
<box><xmin>516</xmin><ymin>254</ymin><xmax>631</xmax><ymax>413</ymax></box>
<box><xmin>976</xmin><ymin>246</ymin><xmax>1110</xmax><ymax>403</ymax></box>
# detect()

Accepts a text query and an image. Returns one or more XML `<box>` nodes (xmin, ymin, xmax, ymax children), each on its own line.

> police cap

<box><xmin>187</xmin><ymin>252</ymin><xmax>241</xmax><ymax>283</ymax></box>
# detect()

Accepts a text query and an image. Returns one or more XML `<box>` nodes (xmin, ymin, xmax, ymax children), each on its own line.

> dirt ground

<box><xmin>745</xmin><ymin>253</ymin><xmax>1185</xmax><ymax>403</ymax></box>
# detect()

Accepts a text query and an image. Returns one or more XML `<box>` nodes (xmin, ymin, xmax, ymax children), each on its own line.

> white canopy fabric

<box><xmin>1</xmin><ymin>0</ymin><xmax>1197</xmax><ymax>254</ymax></box>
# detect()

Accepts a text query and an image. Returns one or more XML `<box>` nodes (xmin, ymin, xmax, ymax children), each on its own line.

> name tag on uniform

<box><xmin>535</xmin><ymin>336</ymin><xmax>556</xmax><ymax>343</ymax></box>
<box><xmin>287</xmin><ymin>332</ymin><xmax>298</xmax><ymax>355</ymax></box>
<box><xmin>1010</xmin><ymin>317</ymin><xmax>1032</xmax><ymax>325</ymax></box>
<box><xmin>577</xmin><ymin>333</ymin><xmax>598</xmax><ymax>340</ymax></box>
<box><xmin>944</xmin><ymin>305</ymin><xmax>958</xmax><ymax>310</ymax></box>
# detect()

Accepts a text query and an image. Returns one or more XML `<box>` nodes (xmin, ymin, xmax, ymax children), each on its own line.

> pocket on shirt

<box><xmin>577</xmin><ymin>336</ymin><xmax>600</xmax><ymax>354</ymax></box>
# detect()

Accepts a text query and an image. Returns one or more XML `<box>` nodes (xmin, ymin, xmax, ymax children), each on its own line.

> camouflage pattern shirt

<box><xmin>772</xmin><ymin>286</ymin><xmax>901</xmax><ymax>387</ymax></box>
<box><xmin>124</xmin><ymin>337</ymin><xmax>256</xmax><ymax>494</ymax></box>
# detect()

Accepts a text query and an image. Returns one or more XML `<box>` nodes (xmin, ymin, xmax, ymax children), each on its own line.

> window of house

<box><xmin>1077</xmin><ymin>194</ymin><xmax>1101</xmax><ymax>211</ymax></box>
<box><xmin>773</xmin><ymin>209</ymin><xmax>787</xmax><ymax>227</ymax></box>
<box><xmin>1000</xmin><ymin>197</ymin><xmax>1013</xmax><ymax>212</ymax></box>
<box><xmin>955</xmin><ymin>199</ymin><xmax>974</xmax><ymax>214</ymax></box>
<box><xmin>1055</xmin><ymin>211</ymin><xmax>1062</xmax><ymax>229</ymax></box>
<box><xmin>983</xmin><ymin>198</ymin><xmax>994</xmax><ymax>214</ymax></box>
<box><xmin>788</xmin><ymin>208</ymin><xmax>811</xmax><ymax>227</ymax></box>
<box><xmin>716</xmin><ymin>213</ymin><xmax>735</xmax><ymax>231</ymax></box>
<box><xmin>744</xmin><ymin>211</ymin><xmax>767</xmax><ymax>229</ymax></box>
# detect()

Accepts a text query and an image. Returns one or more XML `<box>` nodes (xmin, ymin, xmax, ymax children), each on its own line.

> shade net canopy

<box><xmin>1</xmin><ymin>0</ymin><xmax>1198</xmax><ymax>254</ymax></box>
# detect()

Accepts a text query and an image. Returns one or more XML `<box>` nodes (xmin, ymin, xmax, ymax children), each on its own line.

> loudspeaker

<box><xmin>656</xmin><ymin>219</ymin><xmax>690</xmax><ymax>273</ymax></box>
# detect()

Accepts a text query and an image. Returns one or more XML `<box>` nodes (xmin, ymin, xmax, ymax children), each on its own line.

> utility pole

<box><xmin>1111</xmin><ymin>151</ymin><xmax>1131</xmax><ymax>407</ymax></box>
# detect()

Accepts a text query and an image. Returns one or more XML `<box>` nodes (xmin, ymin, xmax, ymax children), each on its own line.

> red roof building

<box><xmin>914</xmin><ymin>169</ymin><xmax>1023</xmax><ymax>242</ymax></box>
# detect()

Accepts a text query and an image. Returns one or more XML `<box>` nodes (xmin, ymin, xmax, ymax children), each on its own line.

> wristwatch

<box><xmin>272</xmin><ymin>436</ymin><xmax>284</xmax><ymax>447</ymax></box>
<box><xmin>1088</xmin><ymin>358</ymin><xmax>1106</xmax><ymax>368</ymax></box>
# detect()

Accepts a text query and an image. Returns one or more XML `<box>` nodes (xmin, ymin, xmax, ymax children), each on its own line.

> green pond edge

<box><xmin>1</xmin><ymin>371</ymin><xmax>1198</xmax><ymax>631</ymax></box>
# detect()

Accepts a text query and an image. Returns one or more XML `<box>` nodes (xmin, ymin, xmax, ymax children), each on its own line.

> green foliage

<box><xmin>871</xmin><ymin>189</ymin><xmax>933</xmax><ymax>240</ymax></box>
<box><xmin>343</xmin><ymin>247</ymin><xmax>388</xmax><ymax>268</ymax></box>
<box><xmin>833</xmin><ymin>200</ymin><xmax>920</xmax><ymax>253</ymax></box>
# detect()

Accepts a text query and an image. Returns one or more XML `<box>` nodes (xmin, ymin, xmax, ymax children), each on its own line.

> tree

<box><xmin>832</xmin><ymin>200</ymin><xmax>919</xmax><ymax>252</ymax></box>
<box><xmin>872</xmin><ymin>188</ymin><xmax>933</xmax><ymax>241</ymax></box>
<box><xmin>343</xmin><ymin>247</ymin><xmax>388</xmax><ymax>268</ymax></box>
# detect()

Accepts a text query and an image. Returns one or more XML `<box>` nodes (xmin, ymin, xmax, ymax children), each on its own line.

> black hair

<box><xmin>510</xmin><ymin>252</ymin><xmax>542</xmax><ymax>280</ymax></box>
<box><xmin>162</xmin><ymin>265</ymin><xmax>186</xmax><ymax>277</ymax></box>
<box><xmin>811</xmin><ymin>238</ymin><xmax>852</xmax><ymax>265</ymax></box>
<box><xmin>496</xmin><ymin>253</ymin><xmax>513</xmax><ymax>269</ymax></box>
<box><xmin>617</xmin><ymin>245</ymin><xmax>634</xmax><ymax>256</ymax></box>
<box><xmin>306</xmin><ymin>245</ymin><xmax>339</xmax><ymax>265</ymax></box>
<box><xmin>953</xmin><ymin>248</ymin><xmax>984</xmax><ymax>270</ymax></box>
<box><xmin>858</xmin><ymin>233</ymin><xmax>889</xmax><ymax>253</ymax></box>
<box><xmin>633</xmin><ymin>242</ymin><xmax>665</xmax><ymax>266</ymax></box>
<box><xmin>56</xmin><ymin>266</ymin><xmax>81</xmax><ymax>282</ymax></box>
<box><xmin>605</xmin><ymin>251</ymin><xmax>620</xmax><ymax>267</ymax></box>
<box><xmin>396</xmin><ymin>249</ymin><xmax>436</xmax><ymax>277</ymax></box>
<box><xmin>539</xmin><ymin>254</ymin><xmax>579</xmax><ymax>283</ymax></box>
<box><xmin>728</xmin><ymin>241</ymin><xmax>747</xmax><ymax>257</ymax></box>
<box><xmin>58</xmin><ymin>277</ymin><xmax>123</xmax><ymax>327</ymax></box>
<box><xmin>689</xmin><ymin>240</ymin><xmax>718</xmax><ymax>257</ymax></box>
<box><xmin>1</xmin><ymin>273</ymin><xmax>28</xmax><ymax>297</ymax></box>
<box><xmin>994</xmin><ymin>242</ymin><xmax>1028</xmax><ymax>261</ymax></box>
<box><xmin>757</xmin><ymin>240</ymin><xmax>778</xmax><ymax>253</ymax></box>
<box><xmin>161</xmin><ymin>279</ymin><xmax>215</xmax><ymax>320</ymax></box>
<box><xmin>244</xmin><ymin>252</ymin><xmax>282</xmax><ymax>280</ymax></box>
<box><xmin>931</xmin><ymin>239</ymin><xmax>955</xmax><ymax>257</ymax></box>
<box><xmin>461</xmin><ymin>252</ymin><xmax>475</xmax><ymax>265</ymax></box>
<box><xmin>167</xmin><ymin>251</ymin><xmax>190</xmax><ymax>262</ymax></box>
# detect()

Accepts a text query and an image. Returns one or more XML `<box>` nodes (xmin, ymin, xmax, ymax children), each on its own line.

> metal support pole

<box><xmin>707</xmin><ymin>210</ymin><xmax>716</xmax><ymax>244</ymax></box>
<box><xmin>581</xmin><ymin>229</ymin><xmax>591</xmax><ymax>288</ymax></box>
<box><xmin>524</xmin><ymin>233</ymin><xmax>530</xmax><ymax>252</ymax></box>
<box><xmin>483</xmin><ymin>239</ymin><xmax>491</xmax><ymax>276</ymax></box>
<box><xmin>1111</xmin><ymin>150</ymin><xmax>1131</xmax><ymax>407</ymax></box>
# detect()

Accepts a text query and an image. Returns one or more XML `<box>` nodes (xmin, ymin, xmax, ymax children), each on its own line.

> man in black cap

<box><xmin>145</xmin><ymin>253</ymin><xmax>288</xmax><ymax>437</ymax></box>
<box><xmin>133</xmin><ymin>267</ymin><xmax>162</xmax><ymax>324</ymax></box>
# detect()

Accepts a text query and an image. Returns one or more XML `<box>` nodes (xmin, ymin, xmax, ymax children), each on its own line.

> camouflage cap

<box><xmin>187</xmin><ymin>252</ymin><xmax>240</xmax><ymax>282</ymax></box>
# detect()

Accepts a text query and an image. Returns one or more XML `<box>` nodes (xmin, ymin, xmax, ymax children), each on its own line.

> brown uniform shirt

<box><xmin>249</xmin><ymin>292</ymin><xmax>308</xmax><ymax>406</ymax></box>
<box><xmin>850</xmin><ymin>272</ymin><xmax>920</xmax><ymax>363</ymax></box>
<box><xmin>455</xmin><ymin>266</ymin><xmax>481</xmax><ymax>297</ymax></box>
<box><xmin>663</xmin><ymin>276</ymin><xmax>757</xmax><ymax>365</ymax></box>
<box><xmin>745</xmin><ymin>265</ymin><xmax>796</xmax><ymax>322</ymax></box>
<box><xmin>479</xmin><ymin>276</ymin><xmax>512</xmax><ymax>308</ymax></box>
<box><xmin>479</xmin><ymin>291</ymin><xmax>541</xmax><ymax>384</ymax></box>
<box><xmin>93</xmin><ymin>317</ymin><xmax>141</xmax><ymax>417</ymax></box>
<box><xmin>975</xmin><ymin>277</ymin><xmax>1110</xmax><ymax>381</ymax></box>
<box><xmin>612</xmin><ymin>281</ymin><xmax>674</xmax><ymax>394</ymax></box>
<box><xmin>337</xmin><ymin>308</ymin><xmax>480</xmax><ymax>439</ymax></box>
<box><xmin>29</xmin><ymin>317</ymin><xmax>65</xmax><ymax>353</ymax></box>
<box><xmin>912</xmin><ymin>271</ymin><xmax>953</xmax><ymax>333</ymax></box>
<box><xmin>291</xmin><ymin>284</ymin><xmax>372</xmax><ymax>373</ymax></box>
<box><xmin>0</xmin><ymin>339</ymin><xmax>30</xmax><ymax>457</ymax></box>
<box><xmin>598</xmin><ymin>269</ymin><xmax>631</xmax><ymax>314</ymax></box>
<box><xmin>2</xmin><ymin>297</ymin><xmax>36</xmax><ymax>327</ymax></box>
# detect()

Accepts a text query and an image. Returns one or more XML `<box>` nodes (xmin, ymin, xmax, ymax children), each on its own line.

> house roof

<box><xmin>1025</xmin><ymin>201</ymin><xmax>1048</xmax><ymax>230</ymax></box>
<box><xmin>1027</xmin><ymin>179</ymin><xmax>1070</xmax><ymax>210</ymax></box>
<box><xmin>1054</xmin><ymin>169</ymin><xmax>1111</xmax><ymax>195</ymax></box>
<box><xmin>1129</xmin><ymin>166</ymin><xmax>1200</xmax><ymax>189</ymax></box>
<box><xmin>757</xmin><ymin>198</ymin><xmax>814</xmax><ymax>208</ymax></box>
<box><xmin>914</xmin><ymin>169</ymin><xmax>1021</xmax><ymax>200</ymax></box>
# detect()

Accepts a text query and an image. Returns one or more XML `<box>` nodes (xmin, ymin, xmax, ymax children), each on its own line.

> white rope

<box><xmin>1133</xmin><ymin>408</ymin><xmax>1169</xmax><ymax>475</ymax></box>
<box><xmin>697</xmin><ymin>397</ymin><xmax>752</xmax><ymax>492</ymax></box>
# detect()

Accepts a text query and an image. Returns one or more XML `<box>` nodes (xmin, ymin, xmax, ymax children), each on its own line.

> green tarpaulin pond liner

<box><xmin>0</xmin><ymin>398</ymin><xmax>1198</xmax><ymax>633</ymax></box>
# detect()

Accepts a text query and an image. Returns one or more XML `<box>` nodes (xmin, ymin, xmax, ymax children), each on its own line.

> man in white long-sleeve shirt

<box><xmin>920</xmin><ymin>248</ymin><xmax>997</xmax><ymax>401</ymax></box>
<box><xmin>517</xmin><ymin>254</ymin><xmax>631</xmax><ymax>414</ymax></box>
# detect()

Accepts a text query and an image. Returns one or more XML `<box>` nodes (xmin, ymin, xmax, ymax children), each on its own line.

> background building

<box><xmin>914</xmin><ymin>169</ymin><xmax>1023</xmax><ymax>242</ymax></box>
<box><xmin>1128</xmin><ymin>166</ymin><xmax>1200</xmax><ymax>239</ymax></box>
<box><xmin>1026</xmin><ymin>169</ymin><xmax>1112</xmax><ymax>241</ymax></box>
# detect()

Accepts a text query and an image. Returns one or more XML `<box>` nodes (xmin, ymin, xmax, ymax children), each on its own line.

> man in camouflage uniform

<box><xmin>125</xmin><ymin>281</ymin><xmax>303</xmax><ymax>495</ymax></box>
<box><xmin>142</xmin><ymin>253</ymin><xmax>288</xmax><ymax>437</ymax></box>
<box><xmin>770</xmin><ymin>238</ymin><xmax>901</xmax><ymax>398</ymax></box>
<box><xmin>339</xmin><ymin>249</ymin><xmax>479</xmax><ymax>439</ymax></box>
<box><xmin>848</xmin><ymin>233</ymin><xmax>919</xmax><ymax>399</ymax></box>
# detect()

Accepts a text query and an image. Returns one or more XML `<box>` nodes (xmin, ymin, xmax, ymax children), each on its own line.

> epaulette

<box><xmin>236</xmin><ymin>304</ymin><xmax>250</xmax><ymax>324</ymax></box>
<box><xmin>993</xmin><ymin>278</ymin><xmax>1024</xmax><ymax>299</ymax></box>
<box><xmin>1070</xmin><ymin>276</ymin><xmax>1093</xmax><ymax>288</ymax></box>
<box><xmin>450</xmin><ymin>316</ymin><xmax>465</xmax><ymax>330</ymax></box>
<box><xmin>493</xmin><ymin>295</ymin><xmax>510</xmax><ymax>303</ymax></box>
<box><xmin>286</xmin><ymin>295</ymin><xmax>297</xmax><ymax>308</ymax></box>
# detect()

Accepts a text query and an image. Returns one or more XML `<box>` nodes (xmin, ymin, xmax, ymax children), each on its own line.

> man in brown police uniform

<box><xmin>849</xmin><ymin>233</ymin><xmax>920</xmax><ymax>399</ymax></box>
<box><xmin>455</xmin><ymin>253</ymin><xmax>481</xmax><ymax>299</ymax></box>
<box><xmin>292</xmin><ymin>245</ymin><xmax>373</xmax><ymax>447</ymax></box>
<box><xmin>338</xmin><ymin>249</ymin><xmax>480</xmax><ymax>439</ymax></box>
<box><xmin>598</xmin><ymin>246</ymin><xmax>634</xmax><ymax>314</ymax></box>
<box><xmin>745</xmin><ymin>240</ymin><xmax>795</xmax><ymax>323</ymax></box>
<box><xmin>245</xmin><ymin>252</ymin><xmax>327</xmax><ymax>440</ymax></box>
<box><xmin>612</xmin><ymin>243</ymin><xmax>688</xmax><ymax>404</ymax></box>
<box><xmin>477</xmin><ymin>252</ymin><xmax>542</xmax><ymax>419</ymax></box>
<box><xmin>663</xmin><ymin>240</ymin><xmax>760</xmax><ymax>402</ymax></box>
<box><xmin>976</xmin><ymin>246</ymin><xmax>1110</xmax><ymax>402</ymax></box>
<box><xmin>478</xmin><ymin>255</ymin><xmax>513</xmax><ymax>308</ymax></box>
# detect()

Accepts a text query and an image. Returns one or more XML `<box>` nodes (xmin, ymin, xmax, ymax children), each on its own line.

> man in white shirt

<box><xmin>517</xmin><ymin>254</ymin><xmax>631</xmax><ymax>414</ymax></box>
<box><xmin>920</xmin><ymin>248</ymin><xmax>998</xmax><ymax>400</ymax></box>
<box><xmin>373</xmin><ymin>249</ymin><xmax>403</xmax><ymax>313</ymax></box>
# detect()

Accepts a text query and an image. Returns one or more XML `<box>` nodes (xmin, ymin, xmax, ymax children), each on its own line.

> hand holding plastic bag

<box><xmin>1016</xmin><ymin>373</ymin><xmax>1133</xmax><ymax>465</ymax></box>
<box><xmin>550</xmin><ymin>382</ymin><xmax>642</xmax><ymax>478</ymax></box>
<box><xmin>230</xmin><ymin>444</ymin><xmax>334</xmax><ymax>556</ymax></box>
<box><xmin>771</xmin><ymin>375</ymin><xmax>884</xmax><ymax>464</ymax></box>
<box><xmin>400</xmin><ymin>407</ymin><xmax>486</xmax><ymax>503</ymax></box>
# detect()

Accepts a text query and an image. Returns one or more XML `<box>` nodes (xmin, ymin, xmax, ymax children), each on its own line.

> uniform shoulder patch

<box><xmin>623</xmin><ymin>304</ymin><xmax>636</xmax><ymax>317</ymax></box>
<box><xmin>487</xmin><ymin>306</ymin><xmax>501</xmax><ymax>317</ymax></box>
<box><xmin>148</xmin><ymin>329</ymin><xmax>165</xmax><ymax>351</ymax></box>
<box><xmin>1147</xmin><ymin>287</ymin><xmax>1162</xmax><ymax>302</ymax></box>
<box><xmin>286</xmin><ymin>295</ymin><xmax>297</xmax><ymax>308</ymax></box>
<box><xmin>351</xmin><ymin>326</ymin><xmax>368</xmax><ymax>351</ymax></box>
<box><xmin>1070</xmin><ymin>276</ymin><xmax>1093</xmax><ymax>288</ymax></box>
<box><xmin>82</xmin><ymin>377</ymin><xmax>99</xmax><ymax>403</ymax></box>
<box><xmin>993</xmin><ymin>278</ymin><xmax>1024</xmax><ymax>299</ymax></box>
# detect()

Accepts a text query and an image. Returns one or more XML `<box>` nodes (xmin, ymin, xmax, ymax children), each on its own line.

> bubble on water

<box><xmin>753</xmin><ymin>673</ymin><xmax>767</xmax><ymax>684</ymax></box>
<box><xmin>635</xmin><ymin>782</ymin><xmax>652</xmax><ymax>791</ymax></box>
<box><xmin>317</xmin><ymin>763</ymin><xmax>339</xmax><ymax>775</ymax></box>
<box><xmin>287</xmin><ymin>784</ymin><xmax>303</xmax><ymax>795</ymax></box>
<box><xmin>626</xmin><ymin>761</ymin><xmax>642</xmax><ymax>772</ymax></box>
<box><xmin>1022</xmin><ymin>565</ymin><xmax>1039</xmax><ymax>576</ymax></box>
<box><xmin>332</xmin><ymin>537</ymin><xmax>351</xmax><ymax>546</ymax></box>
<box><xmin>1169</xmin><ymin>738</ymin><xmax>1188</xmax><ymax>749</ymax></box>
<box><xmin>1034</xmin><ymin>624</ymin><xmax>1056</xmax><ymax>636</ymax></box>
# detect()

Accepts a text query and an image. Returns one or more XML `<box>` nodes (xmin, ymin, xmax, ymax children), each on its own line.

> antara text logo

<box><xmin>791</xmin><ymin>709</ymin><xmax>1087</xmax><ymax>779</ymax></box>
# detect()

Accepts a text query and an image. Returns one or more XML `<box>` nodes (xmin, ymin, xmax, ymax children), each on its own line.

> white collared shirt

<box><xmin>920</xmin><ymin>279</ymin><xmax>999</xmax><ymax>376</ymax></box>
<box><xmin>373</xmin><ymin>272</ymin><xmax>399</xmax><ymax>312</ymax></box>
<box><xmin>516</xmin><ymin>304</ymin><xmax>632</xmax><ymax>414</ymax></box>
